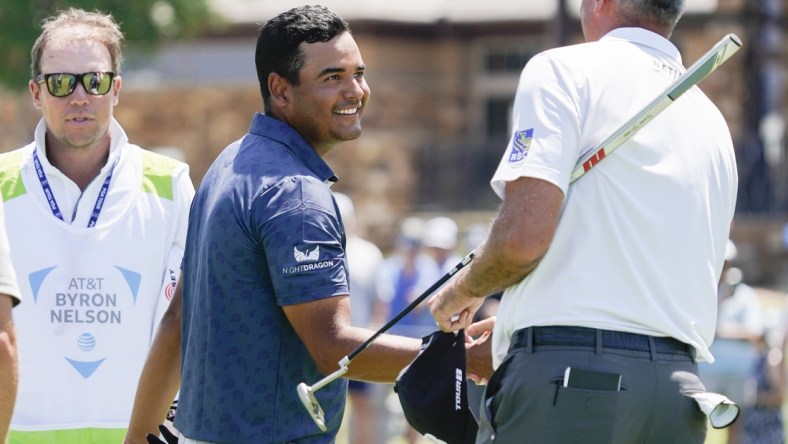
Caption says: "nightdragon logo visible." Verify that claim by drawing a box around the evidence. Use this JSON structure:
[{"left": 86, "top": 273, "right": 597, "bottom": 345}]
[
  {"left": 294, "top": 246, "right": 320, "bottom": 262},
  {"left": 508, "top": 128, "right": 534, "bottom": 166},
  {"left": 283, "top": 246, "right": 335, "bottom": 275}
]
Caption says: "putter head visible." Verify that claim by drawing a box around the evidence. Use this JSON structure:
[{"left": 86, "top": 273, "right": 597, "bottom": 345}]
[{"left": 297, "top": 382, "right": 327, "bottom": 431}]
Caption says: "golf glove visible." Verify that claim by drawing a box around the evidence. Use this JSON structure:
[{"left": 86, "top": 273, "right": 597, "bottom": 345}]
[{"left": 146, "top": 425, "right": 178, "bottom": 444}]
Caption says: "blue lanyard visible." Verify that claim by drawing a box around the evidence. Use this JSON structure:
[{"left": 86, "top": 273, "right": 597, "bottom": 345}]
[{"left": 32, "top": 149, "right": 119, "bottom": 227}]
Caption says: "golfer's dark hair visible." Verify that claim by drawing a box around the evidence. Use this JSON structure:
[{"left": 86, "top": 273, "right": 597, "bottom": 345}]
[
  {"left": 616, "top": 0, "right": 686, "bottom": 36},
  {"left": 255, "top": 5, "right": 350, "bottom": 113}
]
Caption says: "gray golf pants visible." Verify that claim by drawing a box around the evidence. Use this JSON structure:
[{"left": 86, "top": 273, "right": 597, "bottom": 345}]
[{"left": 475, "top": 326, "right": 707, "bottom": 444}]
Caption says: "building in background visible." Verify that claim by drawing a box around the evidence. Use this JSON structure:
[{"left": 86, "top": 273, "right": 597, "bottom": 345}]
[{"left": 1, "top": 0, "right": 785, "bottom": 283}]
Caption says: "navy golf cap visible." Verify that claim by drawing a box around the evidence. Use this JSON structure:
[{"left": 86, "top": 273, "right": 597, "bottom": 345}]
[{"left": 395, "top": 329, "right": 479, "bottom": 444}]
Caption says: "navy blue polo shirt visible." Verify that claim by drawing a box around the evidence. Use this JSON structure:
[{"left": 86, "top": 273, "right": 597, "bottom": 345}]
[{"left": 176, "top": 113, "right": 349, "bottom": 443}]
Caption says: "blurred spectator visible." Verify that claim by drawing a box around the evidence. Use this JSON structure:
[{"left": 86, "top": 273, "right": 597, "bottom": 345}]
[
  {"left": 334, "top": 193, "right": 385, "bottom": 329},
  {"left": 334, "top": 192, "right": 385, "bottom": 444},
  {"left": 462, "top": 222, "right": 489, "bottom": 253},
  {"left": 375, "top": 216, "right": 436, "bottom": 444},
  {"left": 376, "top": 217, "right": 436, "bottom": 339},
  {"left": 421, "top": 216, "right": 462, "bottom": 274},
  {"left": 700, "top": 240, "right": 765, "bottom": 444},
  {"left": 742, "top": 307, "right": 786, "bottom": 444}
]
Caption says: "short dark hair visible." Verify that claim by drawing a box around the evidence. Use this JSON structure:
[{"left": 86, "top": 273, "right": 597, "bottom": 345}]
[{"left": 255, "top": 5, "right": 350, "bottom": 113}]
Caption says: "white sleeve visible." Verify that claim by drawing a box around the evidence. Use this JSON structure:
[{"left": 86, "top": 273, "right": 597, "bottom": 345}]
[{"left": 490, "top": 51, "right": 583, "bottom": 200}]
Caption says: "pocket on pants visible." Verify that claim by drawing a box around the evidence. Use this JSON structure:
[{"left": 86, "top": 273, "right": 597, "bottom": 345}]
[{"left": 546, "top": 385, "right": 626, "bottom": 442}]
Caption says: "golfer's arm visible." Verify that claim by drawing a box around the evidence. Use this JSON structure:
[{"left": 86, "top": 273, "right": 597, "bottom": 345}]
[
  {"left": 124, "top": 281, "right": 183, "bottom": 444},
  {"left": 343, "top": 328, "right": 421, "bottom": 382},
  {"left": 455, "top": 177, "right": 563, "bottom": 299},
  {"left": 0, "top": 295, "right": 17, "bottom": 443},
  {"left": 284, "top": 296, "right": 421, "bottom": 383}
]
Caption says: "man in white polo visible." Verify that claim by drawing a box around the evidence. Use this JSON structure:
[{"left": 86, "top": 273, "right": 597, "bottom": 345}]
[{"left": 429, "top": 0, "right": 737, "bottom": 442}]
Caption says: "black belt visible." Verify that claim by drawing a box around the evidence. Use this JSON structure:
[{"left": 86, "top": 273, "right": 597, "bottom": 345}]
[{"left": 510, "top": 326, "right": 691, "bottom": 355}]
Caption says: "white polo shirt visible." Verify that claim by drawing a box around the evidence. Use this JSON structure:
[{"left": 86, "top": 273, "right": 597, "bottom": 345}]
[{"left": 489, "top": 28, "right": 737, "bottom": 366}]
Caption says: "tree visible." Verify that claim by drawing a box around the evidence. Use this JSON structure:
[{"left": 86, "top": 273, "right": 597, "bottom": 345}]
[{"left": 0, "top": 0, "right": 218, "bottom": 90}]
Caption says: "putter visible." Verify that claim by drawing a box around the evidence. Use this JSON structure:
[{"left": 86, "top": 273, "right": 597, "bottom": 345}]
[
  {"left": 297, "top": 32, "right": 743, "bottom": 432},
  {"left": 297, "top": 250, "right": 476, "bottom": 431}
]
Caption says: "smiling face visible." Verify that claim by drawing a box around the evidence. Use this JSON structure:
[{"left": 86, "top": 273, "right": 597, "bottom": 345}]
[
  {"left": 29, "top": 35, "right": 120, "bottom": 155},
  {"left": 273, "top": 31, "right": 370, "bottom": 156}
]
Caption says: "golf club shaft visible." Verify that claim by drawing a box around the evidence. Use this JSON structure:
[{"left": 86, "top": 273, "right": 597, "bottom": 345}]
[
  {"left": 309, "top": 357, "right": 350, "bottom": 392},
  {"left": 570, "top": 33, "right": 742, "bottom": 182},
  {"left": 346, "top": 250, "right": 475, "bottom": 361}
]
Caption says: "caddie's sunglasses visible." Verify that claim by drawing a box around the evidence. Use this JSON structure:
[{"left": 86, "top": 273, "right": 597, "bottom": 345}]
[{"left": 35, "top": 71, "right": 116, "bottom": 97}]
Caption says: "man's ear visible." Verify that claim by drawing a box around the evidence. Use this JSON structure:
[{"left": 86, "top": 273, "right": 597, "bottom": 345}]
[
  {"left": 594, "top": 0, "right": 612, "bottom": 14},
  {"left": 29, "top": 79, "right": 43, "bottom": 110},
  {"left": 112, "top": 75, "right": 122, "bottom": 106},
  {"left": 268, "top": 72, "right": 289, "bottom": 108}
]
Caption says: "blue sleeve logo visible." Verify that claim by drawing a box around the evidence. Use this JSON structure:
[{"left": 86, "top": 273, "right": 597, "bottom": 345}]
[
  {"left": 294, "top": 246, "right": 320, "bottom": 263},
  {"left": 508, "top": 128, "right": 534, "bottom": 166}
]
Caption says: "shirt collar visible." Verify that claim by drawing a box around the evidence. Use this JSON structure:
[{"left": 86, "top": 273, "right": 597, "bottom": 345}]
[
  {"left": 248, "top": 112, "right": 339, "bottom": 185},
  {"left": 33, "top": 117, "right": 127, "bottom": 173},
  {"left": 600, "top": 27, "right": 682, "bottom": 64}
]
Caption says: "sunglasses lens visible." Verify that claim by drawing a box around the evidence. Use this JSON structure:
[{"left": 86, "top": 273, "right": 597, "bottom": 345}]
[
  {"left": 46, "top": 74, "right": 77, "bottom": 97},
  {"left": 41, "top": 72, "right": 114, "bottom": 97},
  {"left": 83, "top": 72, "right": 113, "bottom": 95}
]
